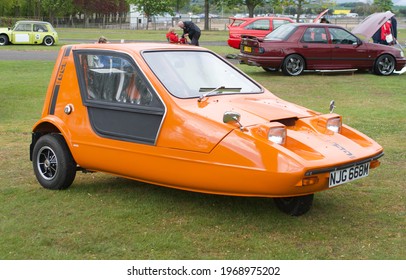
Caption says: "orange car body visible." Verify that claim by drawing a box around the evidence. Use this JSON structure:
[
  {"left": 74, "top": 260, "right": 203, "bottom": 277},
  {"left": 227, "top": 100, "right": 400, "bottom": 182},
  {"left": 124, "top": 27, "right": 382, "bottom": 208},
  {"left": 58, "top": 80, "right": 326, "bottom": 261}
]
[{"left": 30, "top": 43, "right": 383, "bottom": 215}]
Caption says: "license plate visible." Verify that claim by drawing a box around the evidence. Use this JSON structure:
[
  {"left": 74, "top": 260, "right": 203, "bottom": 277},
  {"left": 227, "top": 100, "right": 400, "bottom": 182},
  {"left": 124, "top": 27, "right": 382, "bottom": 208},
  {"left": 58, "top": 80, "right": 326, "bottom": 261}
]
[
  {"left": 243, "top": 46, "right": 252, "bottom": 52},
  {"left": 329, "top": 162, "right": 370, "bottom": 188}
]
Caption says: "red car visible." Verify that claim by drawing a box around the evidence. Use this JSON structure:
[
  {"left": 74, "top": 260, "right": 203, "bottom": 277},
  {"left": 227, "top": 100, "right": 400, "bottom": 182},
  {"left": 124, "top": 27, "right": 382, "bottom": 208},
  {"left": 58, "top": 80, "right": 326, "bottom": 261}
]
[
  {"left": 227, "top": 16, "right": 294, "bottom": 49},
  {"left": 239, "top": 13, "right": 406, "bottom": 76}
]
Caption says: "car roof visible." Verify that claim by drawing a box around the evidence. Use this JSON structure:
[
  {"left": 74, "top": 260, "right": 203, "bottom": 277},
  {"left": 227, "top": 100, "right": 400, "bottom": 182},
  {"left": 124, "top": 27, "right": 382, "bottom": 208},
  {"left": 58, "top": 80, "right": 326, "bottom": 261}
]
[
  {"left": 288, "top": 22, "right": 341, "bottom": 28},
  {"left": 16, "top": 20, "right": 52, "bottom": 25},
  {"left": 229, "top": 16, "right": 293, "bottom": 21},
  {"left": 69, "top": 42, "right": 207, "bottom": 53}
]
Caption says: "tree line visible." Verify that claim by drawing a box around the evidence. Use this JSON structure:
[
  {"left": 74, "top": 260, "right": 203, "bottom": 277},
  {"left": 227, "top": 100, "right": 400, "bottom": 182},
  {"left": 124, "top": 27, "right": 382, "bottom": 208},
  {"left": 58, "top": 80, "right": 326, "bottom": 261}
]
[{"left": 0, "top": 0, "right": 403, "bottom": 30}]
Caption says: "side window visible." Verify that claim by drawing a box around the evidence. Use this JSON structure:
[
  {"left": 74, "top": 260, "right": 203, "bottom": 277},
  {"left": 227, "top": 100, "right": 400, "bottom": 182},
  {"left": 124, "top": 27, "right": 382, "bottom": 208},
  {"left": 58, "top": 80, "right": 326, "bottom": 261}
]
[
  {"left": 75, "top": 51, "right": 165, "bottom": 144},
  {"left": 245, "top": 19, "right": 270, "bottom": 30},
  {"left": 15, "top": 24, "right": 31, "bottom": 31},
  {"left": 329, "top": 28, "right": 358, "bottom": 45},
  {"left": 302, "top": 27, "right": 327, "bottom": 43},
  {"left": 302, "top": 28, "right": 314, "bottom": 42},
  {"left": 272, "top": 19, "right": 291, "bottom": 30},
  {"left": 34, "top": 24, "right": 48, "bottom": 32},
  {"left": 77, "top": 52, "right": 155, "bottom": 107}
]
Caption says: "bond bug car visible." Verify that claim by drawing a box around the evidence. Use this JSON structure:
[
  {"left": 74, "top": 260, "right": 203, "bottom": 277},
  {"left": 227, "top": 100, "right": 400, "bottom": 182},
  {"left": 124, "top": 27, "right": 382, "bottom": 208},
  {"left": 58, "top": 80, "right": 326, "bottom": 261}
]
[{"left": 30, "top": 43, "right": 383, "bottom": 216}]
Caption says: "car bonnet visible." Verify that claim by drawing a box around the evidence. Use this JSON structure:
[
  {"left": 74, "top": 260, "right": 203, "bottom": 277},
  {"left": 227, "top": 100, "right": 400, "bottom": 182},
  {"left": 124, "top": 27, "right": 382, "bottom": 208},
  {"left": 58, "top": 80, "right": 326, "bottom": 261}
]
[
  {"left": 184, "top": 94, "right": 315, "bottom": 127},
  {"left": 351, "top": 11, "right": 394, "bottom": 40}
]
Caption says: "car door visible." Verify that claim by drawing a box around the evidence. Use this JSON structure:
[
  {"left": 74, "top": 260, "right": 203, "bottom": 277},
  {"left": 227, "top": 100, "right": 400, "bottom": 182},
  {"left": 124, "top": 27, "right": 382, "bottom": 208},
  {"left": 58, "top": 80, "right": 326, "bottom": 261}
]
[
  {"left": 12, "top": 22, "right": 33, "bottom": 44},
  {"left": 299, "top": 27, "right": 332, "bottom": 69},
  {"left": 74, "top": 50, "right": 165, "bottom": 145},
  {"left": 328, "top": 27, "right": 371, "bottom": 69}
]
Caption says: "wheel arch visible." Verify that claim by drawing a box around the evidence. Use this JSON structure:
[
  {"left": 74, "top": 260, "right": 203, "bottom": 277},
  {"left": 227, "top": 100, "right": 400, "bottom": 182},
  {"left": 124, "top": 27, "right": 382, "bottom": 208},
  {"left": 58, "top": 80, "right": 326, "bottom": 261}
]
[
  {"left": 375, "top": 52, "right": 396, "bottom": 64},
  {"left": 283, "top": 52, "right": 307, "bottom": 67},
  {"left": 30, "top": 121, "right": 63, "bottom": 161}
]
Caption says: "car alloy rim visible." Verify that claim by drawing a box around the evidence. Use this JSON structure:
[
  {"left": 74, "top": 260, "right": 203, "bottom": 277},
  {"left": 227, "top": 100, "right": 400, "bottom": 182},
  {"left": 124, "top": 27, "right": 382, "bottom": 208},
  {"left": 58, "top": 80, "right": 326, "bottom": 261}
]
[
  {"left": 378, "top": 57, "right": 394, "bottom": 74},
  {"left": 37, "top": 146, "right": 58, "bottom": 180},
  {"left": 287, "top": 57, "right": 302, "bottom": 74}
]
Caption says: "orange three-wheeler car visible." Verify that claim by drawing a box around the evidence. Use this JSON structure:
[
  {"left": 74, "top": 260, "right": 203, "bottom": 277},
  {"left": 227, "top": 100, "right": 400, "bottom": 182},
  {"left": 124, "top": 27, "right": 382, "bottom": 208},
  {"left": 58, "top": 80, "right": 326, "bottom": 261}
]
[{"left": 30, "top": 43, "right": 383, "bottom": 216}]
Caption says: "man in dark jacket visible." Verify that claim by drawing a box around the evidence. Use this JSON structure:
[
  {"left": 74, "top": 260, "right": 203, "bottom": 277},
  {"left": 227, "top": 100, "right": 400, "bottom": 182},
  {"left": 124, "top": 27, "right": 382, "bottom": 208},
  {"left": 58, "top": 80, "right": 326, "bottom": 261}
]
[{"left": 177, "top": 21, "right": 201, "bottom": 46}]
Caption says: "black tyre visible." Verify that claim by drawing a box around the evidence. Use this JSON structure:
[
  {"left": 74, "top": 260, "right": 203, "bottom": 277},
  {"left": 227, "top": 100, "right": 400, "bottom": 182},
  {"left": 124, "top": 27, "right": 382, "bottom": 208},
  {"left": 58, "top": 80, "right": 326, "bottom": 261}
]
[
  {"left": 262, "top": 67, "right": 279, "bottom": 72},
  {"left": 274, "top": 194, "right": 314, "bottom": 216},
  {"left": 0, "top": 34, "right": 9, "bottom": 46},
  {"left": 282, "top": 54, "right": 305, "bottom": 76},
  {"left": 32, "top": 134, "right": 76, "bottom": 190},
  {"left": 43, "top": 36, "right": 55, "bottom": 46},
  {"left": 374, "top": 54, "right": 395, "bottom": 76}
]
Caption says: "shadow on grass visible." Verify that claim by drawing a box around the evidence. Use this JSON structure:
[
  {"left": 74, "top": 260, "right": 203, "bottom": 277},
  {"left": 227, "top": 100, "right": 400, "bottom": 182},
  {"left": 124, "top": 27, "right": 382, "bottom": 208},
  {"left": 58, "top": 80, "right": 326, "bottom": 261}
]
[{"left": 61, "top": 172, "right": 355, "bottom": 222}]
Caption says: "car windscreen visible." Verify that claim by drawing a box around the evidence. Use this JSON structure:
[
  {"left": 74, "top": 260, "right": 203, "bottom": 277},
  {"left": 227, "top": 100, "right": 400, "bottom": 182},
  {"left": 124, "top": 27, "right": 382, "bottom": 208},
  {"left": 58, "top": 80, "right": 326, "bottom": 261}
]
[
  {"left": 264, "top": 24, "right": 298, "bottom": 41},
  {"left": 142, "top": 50, "right": 262, "bottom": 99}
]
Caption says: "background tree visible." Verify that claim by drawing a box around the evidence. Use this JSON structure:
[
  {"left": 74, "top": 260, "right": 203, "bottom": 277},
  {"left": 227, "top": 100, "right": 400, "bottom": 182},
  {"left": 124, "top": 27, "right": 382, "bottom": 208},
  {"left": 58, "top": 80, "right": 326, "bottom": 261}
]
[
  {"left": 126, "top": 0, "right": 173, "bottom": 29},
  {"left": 225, "top": 0, "right": 266, "bottom": 17},
  {"left": 373, "top": 0, "right": 393, "bottom": 12},
  {"left": 171, "top": 0, "right": 189, "bottom": 14},
  {"left": 41, "top": 0, "right": 74, "bottom": 22}
]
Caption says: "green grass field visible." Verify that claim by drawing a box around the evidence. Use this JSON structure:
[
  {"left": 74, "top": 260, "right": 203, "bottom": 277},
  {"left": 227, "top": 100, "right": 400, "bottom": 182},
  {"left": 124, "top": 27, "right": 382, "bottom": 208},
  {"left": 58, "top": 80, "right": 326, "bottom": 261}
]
[{"left": 0, "top": 29, "right": 405, "bottom": 260}]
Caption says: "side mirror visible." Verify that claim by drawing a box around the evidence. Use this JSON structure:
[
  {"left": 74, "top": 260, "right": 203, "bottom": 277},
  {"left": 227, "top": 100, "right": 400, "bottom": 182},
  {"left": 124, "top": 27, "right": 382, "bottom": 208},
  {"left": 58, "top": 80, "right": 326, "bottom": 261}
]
[
  {"left": 223, "top": 111, "right": 243, "bottom": 130},
  {"left": 329, "top": 100, "right": 336, "bottom": 113},
  {"left": 223, "top": 111, "right": 241, "bottom": 124}
]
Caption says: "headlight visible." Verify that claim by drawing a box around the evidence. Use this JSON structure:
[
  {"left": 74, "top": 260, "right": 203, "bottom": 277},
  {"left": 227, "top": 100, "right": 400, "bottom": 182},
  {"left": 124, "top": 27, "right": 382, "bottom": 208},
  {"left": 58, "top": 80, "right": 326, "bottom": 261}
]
[
  {"left": 268, "top": 126, "right": 287, "bottom": 145},
  {"left": 326, "top": 117, "right": 342, "bottom": 133},
  {"left": 400, "top": 51, "right": 404, "bottom": 58}
]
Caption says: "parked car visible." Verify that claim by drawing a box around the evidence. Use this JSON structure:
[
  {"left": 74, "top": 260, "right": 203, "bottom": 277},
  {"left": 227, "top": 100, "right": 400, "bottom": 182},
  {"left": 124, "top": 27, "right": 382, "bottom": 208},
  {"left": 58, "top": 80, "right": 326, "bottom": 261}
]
[
  {"left": 227, "top": 16, "right": 294, "bottom": 49},
  {"left": 239, "top": 12, "right": 406, "bottom": 76},
  {"left": 0, "top": 20, "right": 58, "bottom": 46},
  {"left": 30, "top": 43, "right": 383, "bottom": 216}
]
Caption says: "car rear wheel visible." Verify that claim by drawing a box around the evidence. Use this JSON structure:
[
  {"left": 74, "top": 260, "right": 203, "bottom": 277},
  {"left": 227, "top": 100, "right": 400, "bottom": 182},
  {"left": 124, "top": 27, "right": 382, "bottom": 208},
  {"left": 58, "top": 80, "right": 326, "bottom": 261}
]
[
  {"left": 282, "top": 54, "right": 305, "bottom": 76},
  {"left": 374, "top": 54, "right": 395, "bottom": 76},
  {"left": 33, "top": 134, "right": 76, "bottom": 190},
  {"left": 43, "top": 36, "right": 55, "bottom": 46},
  {"left": 0, "top": 34, "right": 9, "bottom": 46},
  {"left": 273, "top": 194, "right": 314, "bottom": 216}
]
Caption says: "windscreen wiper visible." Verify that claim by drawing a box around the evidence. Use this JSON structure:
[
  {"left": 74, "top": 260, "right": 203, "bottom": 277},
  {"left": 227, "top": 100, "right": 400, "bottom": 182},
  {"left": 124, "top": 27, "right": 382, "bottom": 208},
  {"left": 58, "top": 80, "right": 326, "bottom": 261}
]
[{"left": 198, "top": 86, "right": 241, "bottom": 102}]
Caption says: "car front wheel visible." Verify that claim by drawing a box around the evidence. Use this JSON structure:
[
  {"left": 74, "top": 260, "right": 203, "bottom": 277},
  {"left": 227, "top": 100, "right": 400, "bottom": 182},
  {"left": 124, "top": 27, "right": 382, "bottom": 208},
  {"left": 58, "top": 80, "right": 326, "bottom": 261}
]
[
  {"left": 273, "top": 194, "right": 314, "bottom": 216},
  {"left": 43, "top": 36, "right": 55, "bottom": 46},
  {"left": 282, "top": 54, "right": 305, "bottom": 76},
  {"left": 374, "top": 54, "right": 395, "bottom": 76},
  {"left": 0, "top": 34, "right": 9, "bottom": 46},
  {"left": 33, "top": 134, "right": 76, "bottom": 190}
]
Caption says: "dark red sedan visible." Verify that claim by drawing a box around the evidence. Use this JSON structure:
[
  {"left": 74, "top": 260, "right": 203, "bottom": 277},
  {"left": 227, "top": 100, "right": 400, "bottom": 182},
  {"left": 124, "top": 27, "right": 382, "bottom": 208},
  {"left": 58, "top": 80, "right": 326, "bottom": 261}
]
[{"left": 239, "top": 22, "right": 406, "bottom": 76}]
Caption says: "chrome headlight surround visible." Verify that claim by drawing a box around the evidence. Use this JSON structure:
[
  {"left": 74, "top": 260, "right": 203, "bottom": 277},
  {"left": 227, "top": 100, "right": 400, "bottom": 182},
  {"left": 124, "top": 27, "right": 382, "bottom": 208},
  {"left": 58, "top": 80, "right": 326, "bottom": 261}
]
[
  {"left": 326, "top": 116, "right": 342, "bottom": 133},
  {"left": 268, "top": 126, "right": 287, "bottom": 145}
]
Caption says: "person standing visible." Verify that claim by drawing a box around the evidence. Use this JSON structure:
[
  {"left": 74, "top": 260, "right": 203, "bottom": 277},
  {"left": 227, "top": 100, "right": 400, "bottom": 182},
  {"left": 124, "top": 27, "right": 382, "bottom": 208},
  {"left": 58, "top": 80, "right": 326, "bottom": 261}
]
[
  {"left": 177, "top": 20, "right": 201, "bottom": 46},
  {"left": 380, "top": 20, "right": 393, "bottom": 45}
]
